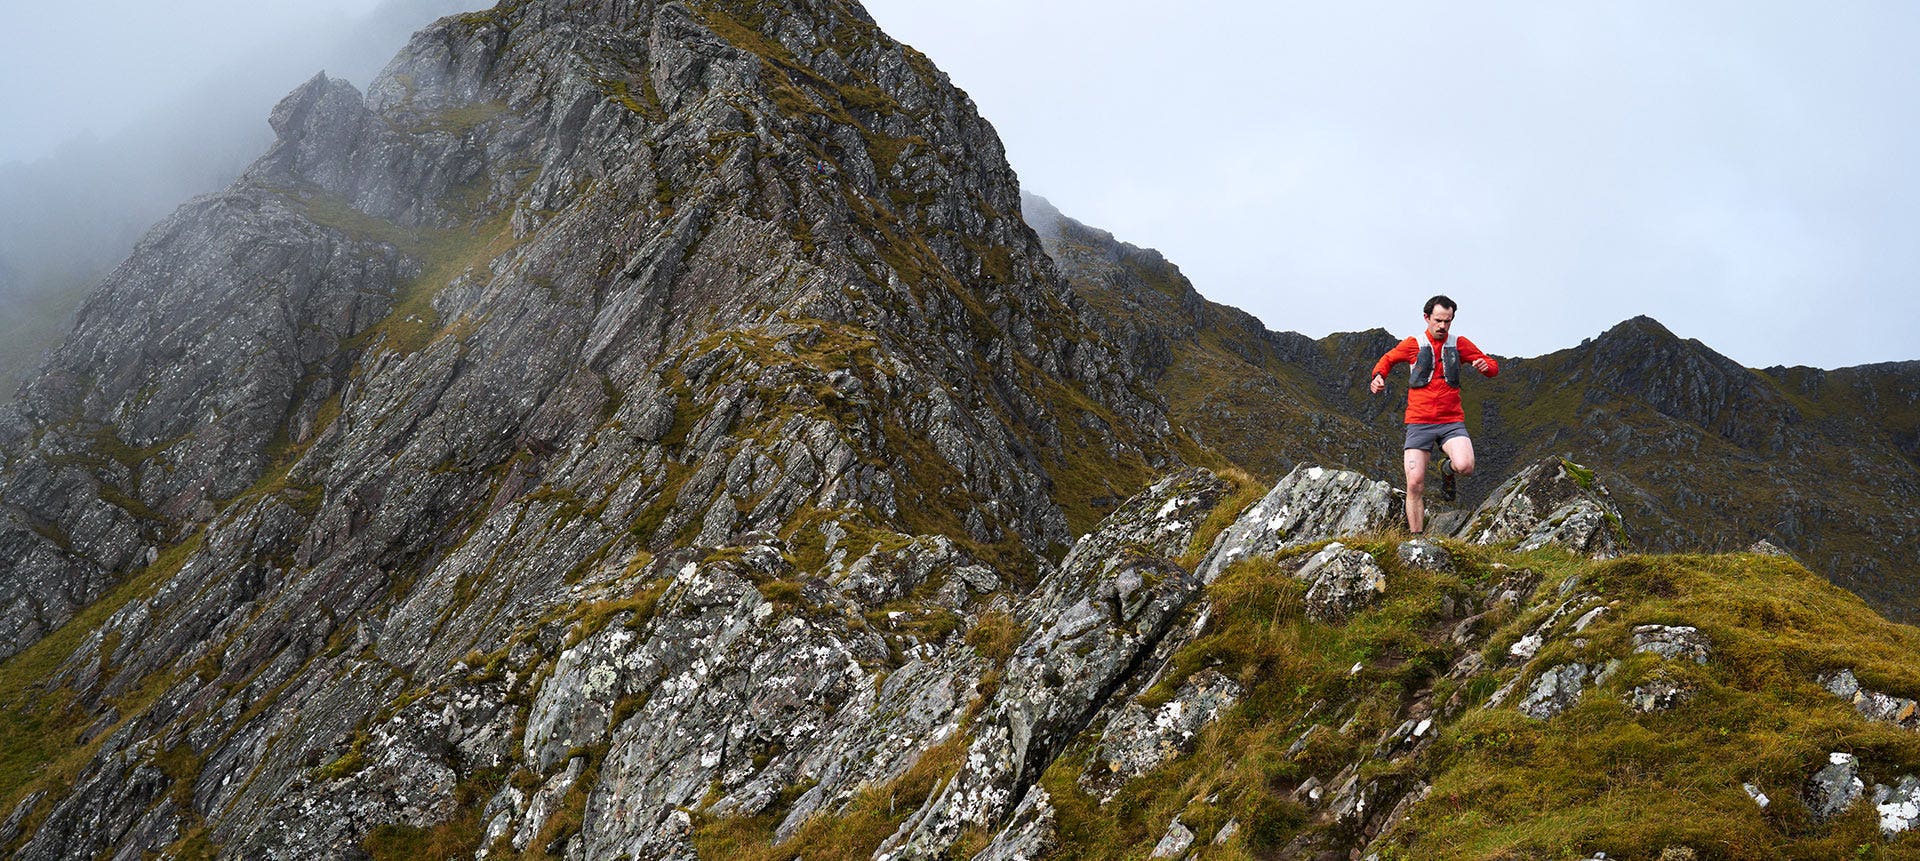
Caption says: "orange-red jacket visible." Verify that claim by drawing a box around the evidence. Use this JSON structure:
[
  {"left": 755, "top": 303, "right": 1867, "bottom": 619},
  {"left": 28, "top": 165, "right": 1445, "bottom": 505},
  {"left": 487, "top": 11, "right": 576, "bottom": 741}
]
[{"left": 1372, "top": 334, "right": 1499, "bottom": 425}]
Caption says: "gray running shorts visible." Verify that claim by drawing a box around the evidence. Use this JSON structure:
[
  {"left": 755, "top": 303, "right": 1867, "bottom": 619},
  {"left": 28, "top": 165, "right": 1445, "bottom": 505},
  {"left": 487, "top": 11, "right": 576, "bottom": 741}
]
[{"left": 1404, "top": 421, "right": 1469, "bottom": 451}]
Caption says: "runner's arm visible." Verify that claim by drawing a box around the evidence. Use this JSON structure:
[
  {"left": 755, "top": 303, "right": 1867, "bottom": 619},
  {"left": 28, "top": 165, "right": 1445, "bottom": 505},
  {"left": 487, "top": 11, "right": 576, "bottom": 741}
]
[{"left": 1458, "top": 337, "right": 1499, "bottom": 377}]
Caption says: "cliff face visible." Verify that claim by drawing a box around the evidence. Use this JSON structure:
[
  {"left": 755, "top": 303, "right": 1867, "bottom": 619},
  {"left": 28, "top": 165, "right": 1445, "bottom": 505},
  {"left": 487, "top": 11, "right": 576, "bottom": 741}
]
[{"left": 0, "top": 0, "right": 1174, "bottom": 855}]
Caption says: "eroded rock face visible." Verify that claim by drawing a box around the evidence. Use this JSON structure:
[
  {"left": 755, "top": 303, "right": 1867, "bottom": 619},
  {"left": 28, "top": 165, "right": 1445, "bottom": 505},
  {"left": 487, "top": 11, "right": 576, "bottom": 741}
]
[
  {"left": 1196, "top": 465, "right": 1394, "bottom": 583},
  {"left": 0, "top": 0, "right": 1187, "bottom": 857},
  {"left": 1459, "top": 457, "right": 1627, "bottom": 558},
  {"left": 1079, "top": 669, "right": 1243, "bottom": 802},
  {"left": 880, "top": 470, "right": 1226, "bottom": 859}
]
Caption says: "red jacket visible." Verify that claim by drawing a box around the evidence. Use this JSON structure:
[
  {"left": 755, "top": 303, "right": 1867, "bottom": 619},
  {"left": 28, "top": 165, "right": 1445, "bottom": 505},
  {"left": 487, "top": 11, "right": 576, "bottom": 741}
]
[{"left": 1372, "top": 334, "right": 1499, "bottom": 425}]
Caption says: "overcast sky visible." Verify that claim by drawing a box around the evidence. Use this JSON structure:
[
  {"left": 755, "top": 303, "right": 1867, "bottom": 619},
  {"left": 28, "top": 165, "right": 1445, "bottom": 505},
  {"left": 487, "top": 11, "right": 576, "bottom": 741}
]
[{"left": 5, "top": 1, "right": 1918, "bottom": 369}]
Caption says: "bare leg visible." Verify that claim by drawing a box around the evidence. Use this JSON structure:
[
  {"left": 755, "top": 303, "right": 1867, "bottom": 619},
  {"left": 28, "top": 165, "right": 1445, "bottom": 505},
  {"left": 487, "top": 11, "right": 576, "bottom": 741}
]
[
  {"left": 1403, "top": 447, "right": 1430, "bottom": 533},
  {"left": 1440, "top": 435, "right": 1476, "bottom": 477}
]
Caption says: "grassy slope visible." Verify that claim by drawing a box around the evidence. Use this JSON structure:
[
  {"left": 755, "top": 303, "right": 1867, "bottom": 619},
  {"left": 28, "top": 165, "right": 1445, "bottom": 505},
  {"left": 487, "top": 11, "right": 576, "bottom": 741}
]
[{"left": 1036, "top": 534, "right": 1920, "bottom": 860}]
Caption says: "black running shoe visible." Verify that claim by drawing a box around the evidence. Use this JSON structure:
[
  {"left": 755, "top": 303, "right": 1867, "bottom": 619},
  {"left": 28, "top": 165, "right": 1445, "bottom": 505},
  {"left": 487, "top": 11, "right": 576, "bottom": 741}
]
[{"left": 1440, "top": 461, "right": 1457, "bottom": 502}]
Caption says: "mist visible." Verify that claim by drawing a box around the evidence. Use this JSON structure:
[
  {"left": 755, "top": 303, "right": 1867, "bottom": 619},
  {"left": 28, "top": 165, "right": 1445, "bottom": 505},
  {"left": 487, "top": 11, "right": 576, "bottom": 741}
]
[{"left": 0, "top": 0, "right": 472, "bottom": 390}]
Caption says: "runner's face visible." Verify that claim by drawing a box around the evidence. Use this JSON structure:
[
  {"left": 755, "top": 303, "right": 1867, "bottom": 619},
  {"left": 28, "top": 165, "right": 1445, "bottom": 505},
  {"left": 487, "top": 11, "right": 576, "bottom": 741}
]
[{"left": 1426, "top": 307, "right": 1454, "bottom": 340}]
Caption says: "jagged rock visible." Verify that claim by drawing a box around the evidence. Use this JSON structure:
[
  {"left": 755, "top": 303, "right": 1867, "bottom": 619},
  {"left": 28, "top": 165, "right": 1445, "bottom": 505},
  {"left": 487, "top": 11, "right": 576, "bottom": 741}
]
[
  {"left": 1806, "top": 752, "right": 1865, "bottom": 822},
  {"left": 971, "top": 786, "right": 1056, "bottom": 861},
  {"left": 1876, "top": 776, "right": 1920, "bottom": 835},
  {"left": 1396, "top": 538, "right": 1453, "bottom": 572},
  {"left": 1819, "top": 669, "right": 1920, "bottom": 730},
  {"left": 1459, "top": 457, "right": 1626, "bottom": 558},
  {"left": 1196, "top": 465, "right": 1395, "bottom": 583},
  {"left": 1212, "top": 818, "right": 1240, "bottom": 845},
  {"left": 882, "top": 471, "right": 1226, "bottom": 859},
  {"left": 1080, "top": 669, "right": 1243, "bottom": 802},
  {"left": 1506, "top": 593, "right": 1602, "bottom": 663},
  {"left": 1631, "top": 625, "right": 1711, "bottom": 664},
  {"left": 1744, "top": 782, "right": 1770, "bottom": 808},
  {"left": 1149, "top": 817, "right": 1195, "bottom": 858},
  {"left": 1297, "top": 542, "right": 1389, "bottom": 623},
  {"left": 1748, "top": 539, "right": 1794, "bottom": 558},
  {"left": 1519, "top": 663, "right": 1593, "bottom": 720}
]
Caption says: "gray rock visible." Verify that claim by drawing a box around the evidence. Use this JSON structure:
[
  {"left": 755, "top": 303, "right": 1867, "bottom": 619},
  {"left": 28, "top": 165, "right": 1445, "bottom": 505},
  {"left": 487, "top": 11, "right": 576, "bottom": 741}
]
[
  {"left": 1080, "top": 669, "right": 1243, "bottom": 802},
  {"left": 1627, "top": 678, "right": 1693, "bottom": 713},
  {"left": 969, "top": 786, "right": 1056, "bottom": 861},
  {"left": 1631, "top": 625, "right": 1711, "bottom": 664},
  {"left": 1875, "top": 776, "right": 1920, "bottom": 836},
  {"left": 1149, "top": 817, "right": 1195, "bottom": 858},
  {"left": 1196, "top": 465, "right": 1395, "bottom": 583},
  {"left": 1459, "top": 457, "right": 1627, "bottom": 558},
  {"left": 1820, "top": 669, "right": 1920, "bottom": 730},
  {"left": 1806, "top": 752, "right": 1865, "bottom": 822},
  {"left": 882, "top": 471, "right": 1226, "bottom": 859},
  {"left": 1395, "top": 538, "right": 1453, "bottom": 572},
  {"left": 1519, "top": 663, "right": 1592, "bottom": 720},
  {"left": 1298, "top": 543, "right": 1390, "bottom": 623}
]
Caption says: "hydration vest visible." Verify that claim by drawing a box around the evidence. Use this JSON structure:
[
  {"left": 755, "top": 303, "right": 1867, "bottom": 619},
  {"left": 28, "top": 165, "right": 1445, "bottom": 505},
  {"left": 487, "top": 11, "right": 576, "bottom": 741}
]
[{"left": 1409, "top": 333, "right": 1460, "bottom": 388}]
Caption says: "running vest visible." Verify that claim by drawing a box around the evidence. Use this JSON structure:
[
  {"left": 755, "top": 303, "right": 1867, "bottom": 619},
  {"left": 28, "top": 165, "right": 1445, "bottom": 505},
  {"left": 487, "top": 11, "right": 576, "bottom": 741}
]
[{"left": 1409, "top": 333, "right": 1460, "bottom": 388}]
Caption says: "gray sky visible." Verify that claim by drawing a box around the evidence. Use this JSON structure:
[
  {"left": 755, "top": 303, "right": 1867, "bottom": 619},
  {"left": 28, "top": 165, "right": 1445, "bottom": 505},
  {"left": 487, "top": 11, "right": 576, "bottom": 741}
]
[
  {"left": 4, "top": 2, "right": 1917, "bottom": 369},
  {"left": 0, "top": 0, "right": 388, "bottom": 162},
  {"left": 861, "top": 1, "right": 1920, "bottom": 369}
]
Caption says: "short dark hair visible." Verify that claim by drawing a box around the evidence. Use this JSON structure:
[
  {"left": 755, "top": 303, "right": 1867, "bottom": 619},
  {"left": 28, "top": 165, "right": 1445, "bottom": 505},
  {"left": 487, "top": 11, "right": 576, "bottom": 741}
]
[{"left": 1423, "top": 295, "right": 1457, "bottom": 316}]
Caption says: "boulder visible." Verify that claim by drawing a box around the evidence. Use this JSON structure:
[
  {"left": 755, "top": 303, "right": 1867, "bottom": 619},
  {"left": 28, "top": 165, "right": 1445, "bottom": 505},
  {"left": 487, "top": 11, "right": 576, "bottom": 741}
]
[
  {"left": 1519, "top": 663, "right": 1592, "bottom": 720},
  {"left": 1297, "top": 543, "right": 1390, "bottom": 623},
  {"left": 1196, "top": 465, "right": 1395, "bottom": 583},
  {"left": 1080, "top": 670, "right": 1243, "bottom": 802},
  {"left": 1149, "top": 818, "right": 1195, "bottom": 858},
  {"left": 1458, "top": 457, "right": 1627, "bottom": 558},
  {"left": 1806, "top": 752, "right": 1865, "bottom": 822},
  {"left": 1396, "top": 538, "right": 1454, "bottom": 572},
  {"left": 1819, "top": 669, "right": 1920, "bottom": 730},
  {"left": 1876, "top": 776, "right": 1920, "bottom": 836}
]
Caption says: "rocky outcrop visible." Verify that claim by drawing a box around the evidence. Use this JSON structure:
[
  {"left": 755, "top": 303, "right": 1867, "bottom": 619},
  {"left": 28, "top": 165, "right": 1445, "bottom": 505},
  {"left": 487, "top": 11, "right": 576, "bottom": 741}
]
[
  {"left": 1196, "top": 465, "right": 1394, "bottom": 583},
  {"left": 1458, "top": 457, "right": 1627, "bottom": 558},
  {"left": 880, "top": 470, "right": 1225, "bottom": 859},
  {"left": 1078, "top": 669, "right": 1242, "bottom": 803},
  {"left": 1820, "top": 669, "right": 1920, "bottom": 730},
  {"left": 0, "top": 0, "right": 1186, "bottom": 857},
  {"left": 1296, "top": 542, "right": 1389, "bottom": 623}
]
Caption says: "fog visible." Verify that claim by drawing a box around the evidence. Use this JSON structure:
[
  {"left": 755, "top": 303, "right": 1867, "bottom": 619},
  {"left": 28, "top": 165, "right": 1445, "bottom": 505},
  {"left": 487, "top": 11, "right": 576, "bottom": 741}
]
[{"left": 0, "top": 0, "right": 470, "bottom": 389}]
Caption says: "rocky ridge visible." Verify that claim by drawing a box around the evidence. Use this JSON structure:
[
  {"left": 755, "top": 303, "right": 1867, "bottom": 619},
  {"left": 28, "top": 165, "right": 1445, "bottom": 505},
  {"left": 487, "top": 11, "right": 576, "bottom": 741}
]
[{"left": 1, "top": 0, "right": 1919, "bottom": 859}]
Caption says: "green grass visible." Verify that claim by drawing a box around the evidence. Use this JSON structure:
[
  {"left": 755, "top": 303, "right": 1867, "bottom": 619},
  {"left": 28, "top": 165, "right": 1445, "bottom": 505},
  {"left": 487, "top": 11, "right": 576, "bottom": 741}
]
[
  {"left": 1016, "top": 514, "right": 1920, "bottom": 860},
  {"left": 0, "top": 529, "right": 205, "bottom": 823},
  {"left": 689, "top": 729, "right": 971, "bottom": 861}
]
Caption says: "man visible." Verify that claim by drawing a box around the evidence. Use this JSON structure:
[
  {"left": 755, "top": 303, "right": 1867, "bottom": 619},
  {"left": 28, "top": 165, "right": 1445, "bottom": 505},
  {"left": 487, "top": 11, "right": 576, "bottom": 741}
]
[{"left": 1368, "top": 295, "right": 1499, "bottom": 535}]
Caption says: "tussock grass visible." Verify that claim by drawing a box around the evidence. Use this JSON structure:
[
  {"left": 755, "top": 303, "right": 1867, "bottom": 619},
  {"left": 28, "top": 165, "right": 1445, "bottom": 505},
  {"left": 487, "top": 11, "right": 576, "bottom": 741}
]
[{"left": 1024, "top": 504, "right": 1920, "bottom": 861}]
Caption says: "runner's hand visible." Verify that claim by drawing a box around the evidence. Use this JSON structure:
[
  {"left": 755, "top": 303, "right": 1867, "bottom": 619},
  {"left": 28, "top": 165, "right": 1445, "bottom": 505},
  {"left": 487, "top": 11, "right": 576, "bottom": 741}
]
[
  {"left": 1369, "top": 374, "right": 1385, "bottom": 394},
  {"left": 1472, "top": 358, "right": 1491, "bottom": 373}
]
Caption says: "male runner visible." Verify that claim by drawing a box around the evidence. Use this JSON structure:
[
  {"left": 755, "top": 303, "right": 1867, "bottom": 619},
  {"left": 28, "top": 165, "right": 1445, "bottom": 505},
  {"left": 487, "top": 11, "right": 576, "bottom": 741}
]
[{"left": 1368, "top": 295, "right": 1499, "bottom": 535}]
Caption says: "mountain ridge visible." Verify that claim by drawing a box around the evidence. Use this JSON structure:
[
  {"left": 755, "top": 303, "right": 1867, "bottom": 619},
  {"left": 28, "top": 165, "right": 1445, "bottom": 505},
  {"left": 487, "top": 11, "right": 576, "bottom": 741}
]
[{"left": 0, "top": 1, "right": 1917, "bottom": 858}]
